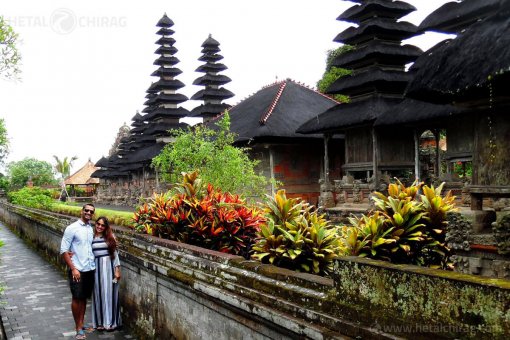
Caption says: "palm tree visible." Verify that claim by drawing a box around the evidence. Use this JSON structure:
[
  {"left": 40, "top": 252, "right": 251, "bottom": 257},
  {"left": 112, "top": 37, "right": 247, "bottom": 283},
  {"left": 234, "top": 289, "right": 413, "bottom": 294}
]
[{"left": 53, "top": 155, "right": 78, "bottom": 201}]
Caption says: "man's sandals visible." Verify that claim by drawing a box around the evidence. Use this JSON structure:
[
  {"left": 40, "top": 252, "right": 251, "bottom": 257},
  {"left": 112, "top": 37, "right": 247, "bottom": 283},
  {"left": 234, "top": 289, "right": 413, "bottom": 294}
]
[
  {"left": 76, "top": 325, "right": 94, "bottom": 339},
  {"left": 75, "top": 329, "right": 87, "bottom": 339}
]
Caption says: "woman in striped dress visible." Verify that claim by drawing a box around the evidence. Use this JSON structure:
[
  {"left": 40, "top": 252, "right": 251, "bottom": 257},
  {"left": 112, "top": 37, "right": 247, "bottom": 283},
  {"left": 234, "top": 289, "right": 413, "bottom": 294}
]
[{"left": 91, "top": 216, "right": 121, "bottom": 331}]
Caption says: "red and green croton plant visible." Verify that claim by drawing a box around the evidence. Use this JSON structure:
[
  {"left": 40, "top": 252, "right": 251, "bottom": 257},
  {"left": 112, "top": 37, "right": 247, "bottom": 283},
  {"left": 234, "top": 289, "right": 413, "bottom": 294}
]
[{"left": 132, "top": 171, "right": 265, "bottom": 259}]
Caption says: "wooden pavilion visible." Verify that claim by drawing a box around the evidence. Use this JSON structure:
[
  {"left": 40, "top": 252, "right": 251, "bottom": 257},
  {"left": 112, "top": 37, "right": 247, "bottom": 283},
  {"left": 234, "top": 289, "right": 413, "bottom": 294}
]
[
  {"left": 209, "top": 78, "right": 341, "bottom": 205},
  {"left": 64, "top": 159, "right": 100, "bottom": 198}
]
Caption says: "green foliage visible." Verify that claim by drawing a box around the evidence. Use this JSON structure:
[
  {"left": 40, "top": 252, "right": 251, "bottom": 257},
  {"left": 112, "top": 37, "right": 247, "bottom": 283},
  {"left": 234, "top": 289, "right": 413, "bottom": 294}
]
[
  {"left": 324, "top": 45, "right": 354, "bottom": 71},
  {"left": 6, "top": 158, "right": 57, "bottom": 189},
  {"left": 132, "top": 171, "right": 265, "bottom": 258},
  {"left": 453, "top": 161, "right": 472, "bottom": 178},
  {"left": 340, "top": 180, "right": 457, "bottom": 269},
  {"left": 0, "top": 174, "right": 9, "bottom": 192},
  {"left": 317, "top": 45, "right": 353, "bottom": 103},
  {"left": 252, "top": 189, "right": 342, "bottom": 276},
  {"left": 153, "top": 113, "right": 268, "bottom": 198},
  {"left": 53, "top": 155, "right": 78, "bottom": 179},
  {"left": 7, "top": 186, "right": 55, "bottom": 209},
  {"left": 317, "top": 67, "right": 352, "bottom": 102},
  {"left": 0, "top": 16, "right": 21, "bottom": 80},
  {"left": 0, "top": 118, "right": 8, "bottom": 165}
]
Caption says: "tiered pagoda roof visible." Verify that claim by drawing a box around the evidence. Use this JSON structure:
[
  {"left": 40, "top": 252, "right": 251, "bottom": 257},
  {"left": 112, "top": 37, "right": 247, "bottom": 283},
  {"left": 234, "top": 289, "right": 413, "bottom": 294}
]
[
  {"left": 190, "top": 34, "right": 234, "bottom": 122},
  {"left": 418, "top": 0, "right": 500, "bottom": 34},
  {"left": 94, "top": 14, "right": 189, "bottom": 178},
  {"left": 299, "top": 0, "right": 421, "bottom": 133}
]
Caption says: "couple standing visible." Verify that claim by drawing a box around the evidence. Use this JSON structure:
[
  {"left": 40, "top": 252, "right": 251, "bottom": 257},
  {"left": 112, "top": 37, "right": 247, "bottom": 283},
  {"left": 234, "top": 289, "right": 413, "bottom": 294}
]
[{"left": 60, "top": 203, "right": 122, "bottom": 339}]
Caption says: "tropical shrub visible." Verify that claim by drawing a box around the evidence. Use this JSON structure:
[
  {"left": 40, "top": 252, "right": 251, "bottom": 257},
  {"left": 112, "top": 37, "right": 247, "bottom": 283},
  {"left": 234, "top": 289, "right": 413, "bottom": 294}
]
[
  {"left": 152, "top": 113, "right": 269, "bottom": 199},
  {"left": 132, "top": 172, "right": 265, "bottom": 258},
  {"left": 7, "top": 186, "right": 55, "bottom": 209},
  {"left": 252, "top": 190, "right": 342, "bottom": 276},
  {"left": 6, "top": 158, "right": 57, "bottom": 189},
  {"left": 340, "top": 180, "right": 456, "bottom": 269}
]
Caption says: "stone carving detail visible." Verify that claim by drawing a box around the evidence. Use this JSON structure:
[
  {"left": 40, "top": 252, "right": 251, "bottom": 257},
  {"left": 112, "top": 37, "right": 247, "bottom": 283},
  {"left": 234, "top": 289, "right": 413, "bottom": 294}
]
[
  {"left": 450, "top": 255, "right": 470, "bottom": 274},
  {"left": 491, "top": 260, "right": 510, "bottom": 279},
  {"left": 492, "top": 213, "right": 510, "bottom": 255},
  {"left": 446, "top": 212, "right": 472, "bottom": 251},
  {"left": 352, "top": 181, "right": 362, "bottom": 203},
  {"left": 493, "top": 198, "right": 510, "bottom": 211}
]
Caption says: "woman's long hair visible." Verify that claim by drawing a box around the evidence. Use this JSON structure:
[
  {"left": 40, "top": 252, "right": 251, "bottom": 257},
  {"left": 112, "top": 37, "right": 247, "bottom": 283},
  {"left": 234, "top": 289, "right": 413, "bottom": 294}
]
[{"left": 95, "top": 216, "right": 117, "bottom": 259}]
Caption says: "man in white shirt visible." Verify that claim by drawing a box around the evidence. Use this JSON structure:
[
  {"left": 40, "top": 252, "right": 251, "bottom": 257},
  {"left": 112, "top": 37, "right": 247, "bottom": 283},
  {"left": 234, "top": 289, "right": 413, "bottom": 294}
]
[{"left": 60, "top": 203, "right": 96, "bottom": 339}]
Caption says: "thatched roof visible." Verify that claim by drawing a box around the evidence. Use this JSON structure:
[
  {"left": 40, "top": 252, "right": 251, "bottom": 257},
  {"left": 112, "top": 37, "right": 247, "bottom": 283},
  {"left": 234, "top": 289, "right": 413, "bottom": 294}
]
[
  {"left": 406, "top": 8, "right": 510, "bottom": 105},
  {"left": 333, "top": 41, "right": 422, "bottom": 69},
  {"left": 142, "top": 121, "right": 188, "bottom": 136},
  {"left": 190, "top": 88, "right": 234, "bottom": 101},
  {"left": 338, "top": 0, "right": 416, "bottom": 23},
  {"left": 192, "top": 74, "right": 231, "bottom": 86},
  {"left": 157, "top": 14, "right": 174, "bottom": 28},
  {"left": 190, "top": 103, "right": 231, "bottom": 117},
  {"left": 151, "top": 66, "right": 182, "bottom": 78},
  {"left": 125, "top": 143, "right": 165, "bottom": 164},
  {"left": 327, "top": 67, "right": 412, "bottom": 95},
  {"left": 418, "top": 0, "right": 500, "bottom": 34},
  {"left": 334, "top": 18, "right": 417, "bottom": 44},
  {"left": 142, "top": 106, "right": 189, "bottom": 119},
  {"left": 374, "top": 98, "right": 466, "bottom": 127},
  {"left": 65, "top": 160, "right": 100, "bottom": 185},
  {"left": 297, "top": 96, "right": 401, "bottom": 134},
  {"left": 209, "top": 79, "right": 339, "bottom": 142}
]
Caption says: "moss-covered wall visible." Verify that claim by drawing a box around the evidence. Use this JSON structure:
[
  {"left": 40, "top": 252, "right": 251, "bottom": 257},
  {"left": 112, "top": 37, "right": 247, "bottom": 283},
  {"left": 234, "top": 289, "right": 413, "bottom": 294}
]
[
  {"left": 332, "top": 257, "right": 510, "bottom": 339},
  {"left": 1, "top": 202, "right": 509, "bottom": 339}
]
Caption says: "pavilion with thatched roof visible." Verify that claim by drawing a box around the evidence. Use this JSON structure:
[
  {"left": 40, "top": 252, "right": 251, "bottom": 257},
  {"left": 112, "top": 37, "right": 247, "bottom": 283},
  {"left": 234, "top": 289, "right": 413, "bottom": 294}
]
[
  {"left": 208, "top": 78, "right": 340, "bottom": 205},
  {"left": 64, "top": 159, "right": 100, "bottom": 199}
]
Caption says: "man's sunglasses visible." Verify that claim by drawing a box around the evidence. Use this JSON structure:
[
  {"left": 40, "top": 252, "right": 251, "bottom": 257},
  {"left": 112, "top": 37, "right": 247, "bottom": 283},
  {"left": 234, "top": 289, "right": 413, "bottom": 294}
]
[{"left": 83, "top": 208, "right": 95, "bottom": 214}]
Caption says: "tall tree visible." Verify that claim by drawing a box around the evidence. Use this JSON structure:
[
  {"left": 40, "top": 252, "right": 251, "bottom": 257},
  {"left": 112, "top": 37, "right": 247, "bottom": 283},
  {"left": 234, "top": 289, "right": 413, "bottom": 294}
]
[
  {"left": 53, "top": 155, "right": 78, "bottom": 200},
  {"left": 7, "top": 158, "right": 57, "bottom": 189},
  {"left": 53, "top": 155, "right": 78, "bottom": 179},
  {"left": 0, "top": 15, "right": 21, "bottom": 80}
]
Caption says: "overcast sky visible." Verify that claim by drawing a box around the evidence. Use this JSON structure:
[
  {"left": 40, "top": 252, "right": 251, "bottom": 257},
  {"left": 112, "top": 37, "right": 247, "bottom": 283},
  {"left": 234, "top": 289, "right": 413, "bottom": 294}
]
[{"left": 0, "top": 0, "right": 452, "bottom": 173}]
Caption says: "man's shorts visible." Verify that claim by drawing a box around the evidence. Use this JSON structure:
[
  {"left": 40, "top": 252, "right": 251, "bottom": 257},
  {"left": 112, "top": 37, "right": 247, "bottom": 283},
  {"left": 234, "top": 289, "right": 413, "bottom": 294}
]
[{"left": 68, "top": 269, "right": 95, "bottom": 299}]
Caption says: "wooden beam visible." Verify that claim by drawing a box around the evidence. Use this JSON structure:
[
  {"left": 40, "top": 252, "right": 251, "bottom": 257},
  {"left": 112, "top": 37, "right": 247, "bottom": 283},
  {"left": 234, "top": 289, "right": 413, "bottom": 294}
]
[
  {"left": 372, "top": 128, "right": 379, "bottom": 187},
  {"left": 414, "top": 130, "right": 420, "bottom": 181},
  {"left": 324, "top": 134, "right": 331, "bottom": 185}
]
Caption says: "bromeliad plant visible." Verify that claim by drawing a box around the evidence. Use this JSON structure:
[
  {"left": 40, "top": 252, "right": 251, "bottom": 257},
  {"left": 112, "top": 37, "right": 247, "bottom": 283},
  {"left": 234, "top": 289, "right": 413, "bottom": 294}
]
[
  {"left": 252, "top": 190, "right": 342, "bottom": 276},
  {"left": 132, "top": 171, "right": 265, "bottom": 259},
  {"left": 340, "top": 179, "right": 456, "bottom": 269}
]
